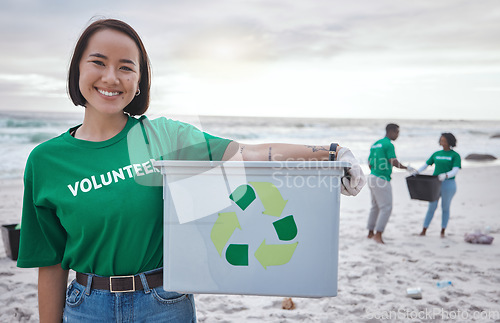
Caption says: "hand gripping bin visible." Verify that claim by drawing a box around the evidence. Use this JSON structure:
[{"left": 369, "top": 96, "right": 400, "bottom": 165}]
[{"left": 153, "top": 160, "right": 350, "bottom": 297}]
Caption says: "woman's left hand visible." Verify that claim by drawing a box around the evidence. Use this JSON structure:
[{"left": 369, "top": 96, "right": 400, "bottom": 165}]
[{"left": 337, "top": 147, "right": 366, "bottom": 196}]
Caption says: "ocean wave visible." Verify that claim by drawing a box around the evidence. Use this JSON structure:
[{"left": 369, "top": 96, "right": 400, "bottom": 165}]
[
  {"left": 2, "top": 118, "right": 54, "bottom": 129},
  {"left": 1, "top": 113, "right": 499, "bottom": 179},
  {"left": 0, "top": 132, "right": 58, "bottom": 144}
]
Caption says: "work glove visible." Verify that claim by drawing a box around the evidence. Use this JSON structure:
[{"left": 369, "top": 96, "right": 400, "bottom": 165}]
[
  {"left": 337, "top": 147, "right": 366, "bottom": 196},
  {"left": 415, "top": 164, "right": 429, "bottom": 176},
  {"left": 438, "top": 173, "right": 447, "bottom": 181},
  {"left": 406, "top": 166, "right": 417, "bottom": 175}
]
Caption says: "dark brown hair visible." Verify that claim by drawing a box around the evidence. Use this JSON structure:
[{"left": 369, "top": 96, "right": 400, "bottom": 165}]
[
  {"left": 68, "top": 19, "right": 151, "bottom": 115},
  {"left": 385, "top": 123, "right": 399, "bottom": 133},
  {"left": 441, "top": 132, "right": 457, "bottom": 147}
]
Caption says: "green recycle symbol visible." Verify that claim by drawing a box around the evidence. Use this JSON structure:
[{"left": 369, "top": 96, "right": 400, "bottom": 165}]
[{"left": 210, "top": 182, "right": 298, "bottom": 269}]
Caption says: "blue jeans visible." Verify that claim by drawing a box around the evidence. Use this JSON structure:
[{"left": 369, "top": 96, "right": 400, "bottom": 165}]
[
  {"left": 423, "top": 179, "right": 457, "bottom": 229},
  {"left": 63, "top": 269, "right": 196, "bottom": 322}
]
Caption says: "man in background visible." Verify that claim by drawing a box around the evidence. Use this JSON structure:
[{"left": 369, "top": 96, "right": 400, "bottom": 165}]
[{"left": 367, "top": 123, "right": 414, "bottom": 244}]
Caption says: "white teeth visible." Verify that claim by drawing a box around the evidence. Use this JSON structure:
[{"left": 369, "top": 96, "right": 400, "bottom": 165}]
[{"left": 97, "top": 89, "right": 120, "bottom": 97}]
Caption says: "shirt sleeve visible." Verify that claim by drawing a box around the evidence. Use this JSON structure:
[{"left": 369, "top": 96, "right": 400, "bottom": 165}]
[
  {"left": 426, "top": 152, "right": 436, "bottom": 166},
  {"left": 132, "top": 116, "right": 232, "bottom": 162},
  {"left": 173, "top": 121, "right": 232, "bottom": 161},
  {"left": 452, "top": 151, "right": 462, "bottom": 168},
  {"left": 385, "top": 142, "right": 397, "bottom": 160},
  {"left": 17, "top": 176, "right": 67, "bottom": 268}
]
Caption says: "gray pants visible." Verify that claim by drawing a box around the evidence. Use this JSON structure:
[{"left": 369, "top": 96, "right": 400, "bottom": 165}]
[{"left": 367, "top": 174, "right": 393, "bottom": 232}]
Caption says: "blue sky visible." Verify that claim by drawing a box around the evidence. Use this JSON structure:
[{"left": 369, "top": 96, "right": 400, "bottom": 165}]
[{"left": 1, "top": 0, "right": 500, "bottom": 120}]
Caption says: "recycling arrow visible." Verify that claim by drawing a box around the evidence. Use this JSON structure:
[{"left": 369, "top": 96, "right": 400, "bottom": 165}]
[
  {"left": 254, "top": 240, "right": 299, "bottom": 269},
  {"left": 226, "top": 244, "right": 248, "bottom": 266},
  {"left": 210, "top": 212, "right": 241, "bottom": 256},
  {"left": 210, "top": 181, "right": 298, "bottom": 269},
  {"left": 229, "top": 184, "right": 256, "bottom": 211},
  {"left": 273, "top": 215, "right": 297, "bottom": 241},
  {"left": 249, "top": 182, "right": 287, "bottom": 217}
]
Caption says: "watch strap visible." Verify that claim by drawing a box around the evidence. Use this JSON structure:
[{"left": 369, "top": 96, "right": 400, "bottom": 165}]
[{"left": 329, "top": 143, "right": 338, "bottom": 161}]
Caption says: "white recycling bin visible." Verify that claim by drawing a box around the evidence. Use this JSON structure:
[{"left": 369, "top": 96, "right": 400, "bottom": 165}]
[{"left": 153, "top": 160, "right": 349, "bottom": 298}]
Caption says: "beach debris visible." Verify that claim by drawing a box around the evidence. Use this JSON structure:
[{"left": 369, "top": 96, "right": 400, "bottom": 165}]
[
  {"left": 436, "top": 280, "right": 453, "bottom": 288},
  {"left": 406, "top": 287, "right": 422, "bottom": 299},
  {"left": 1, "top": 224, "right": 21, "bottom": 260},
  {"left": 464, "top": 232, "right": 494, "bottom": 244},
  {"left": 282, "top": 297, "right": 296, "bottom": 310},
  {"left": 465, "top": 153, "right": 497, "bottom": 161}
]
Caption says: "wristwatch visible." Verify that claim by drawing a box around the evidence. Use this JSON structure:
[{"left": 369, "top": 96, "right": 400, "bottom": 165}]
[{"left": 329, "top": 143, "right": 339, "bottom": 161}]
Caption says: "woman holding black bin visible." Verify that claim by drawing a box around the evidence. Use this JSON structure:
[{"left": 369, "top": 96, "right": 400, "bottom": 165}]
[{"left": 415, "top": 133, "right": 461, "bottom": 237}]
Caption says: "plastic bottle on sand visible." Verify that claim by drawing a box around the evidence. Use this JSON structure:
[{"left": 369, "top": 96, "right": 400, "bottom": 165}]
[
  {"left": 406, "top": 287, "right": 422, "bottom": 299},
  {"left": 436, "top": 280, "right": 452, "bottom": 288}
]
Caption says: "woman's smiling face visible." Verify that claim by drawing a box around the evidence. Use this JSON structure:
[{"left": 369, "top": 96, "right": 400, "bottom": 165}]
[{"left": 78, "top": 28, "right": 140, "bottom": 116}]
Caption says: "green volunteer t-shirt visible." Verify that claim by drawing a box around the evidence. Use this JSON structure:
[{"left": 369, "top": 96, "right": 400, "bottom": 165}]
[
  {"left": 426, "top": 150, "right": 461, "bottom": 179},
  {"left": 17, "top": 115, "right": 231, "bottom": 276},
  {"left": 368, "top": 137, "right": 397, "bottom": 181}
]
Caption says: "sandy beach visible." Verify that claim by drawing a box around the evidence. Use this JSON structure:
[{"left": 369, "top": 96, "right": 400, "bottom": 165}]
[{"left": 1, "top": 165, "right": 499, "bottom": 322}]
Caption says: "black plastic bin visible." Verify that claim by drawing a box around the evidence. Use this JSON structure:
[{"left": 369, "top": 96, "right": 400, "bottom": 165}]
[
  {"left": 406, "top": 175, "right": 441, "bottom": 202},
  {"left": 1, "top": 224, "right": 20, "bottom": 260}
]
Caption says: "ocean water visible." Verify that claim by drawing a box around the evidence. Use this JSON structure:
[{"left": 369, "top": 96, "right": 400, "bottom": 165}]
[{"left": 1, "top": 110, "right": 500, "bottom": 179}]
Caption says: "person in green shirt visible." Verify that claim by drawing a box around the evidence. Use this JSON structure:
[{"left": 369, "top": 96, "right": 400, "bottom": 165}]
[
  {"left": 367, "top": 123, "right": 414, "bottom": 244},
  {"left": 415, "top": 133, "right": 461, "bottom": 237},
  {"left": 17, "top": 18, "right": 366, "bottom": 322}
]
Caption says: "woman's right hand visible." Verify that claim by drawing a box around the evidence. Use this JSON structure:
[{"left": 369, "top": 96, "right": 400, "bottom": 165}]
[
  {"left": 337, "top": 147, "right": 366, "bottom": 196},
  {"left": 438, "top": 173, "right": 447, "bottom": 181}
]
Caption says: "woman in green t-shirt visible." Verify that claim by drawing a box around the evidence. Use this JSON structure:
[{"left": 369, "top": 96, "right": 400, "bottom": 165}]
[
  {"left": 415, "top": 133, "right": 461, "bottom": 237},
  {"left": 17, "top": 18, "right": 366, "bottom": 322}
]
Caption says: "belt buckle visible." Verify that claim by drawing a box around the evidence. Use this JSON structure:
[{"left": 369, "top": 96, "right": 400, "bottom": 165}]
[{"left": 109, "top": 275, "right": 136, "bottom": 293}]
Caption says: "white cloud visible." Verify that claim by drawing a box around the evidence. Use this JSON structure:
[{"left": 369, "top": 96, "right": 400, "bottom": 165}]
[
  {"left": 1, "top": 0, "right": 500, "bottom": 119},
  {"left": 0, "top": 74, "right": 66, "bottom": 98}
]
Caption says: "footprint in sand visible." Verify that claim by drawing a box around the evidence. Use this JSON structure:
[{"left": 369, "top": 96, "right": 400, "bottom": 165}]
[
  {"left": 421, "top": 250, "right": 435, "bottom": 257},
  {"left": 449, "top": 290, "right": 471, "bottom": 298},
  {"left": 379, "top": 289, "right": 390, "bottom": 295}
]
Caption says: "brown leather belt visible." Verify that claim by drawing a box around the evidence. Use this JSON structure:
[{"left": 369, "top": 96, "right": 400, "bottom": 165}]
[{"left": 76, "top": 270, "right": 163, "bottom": 293}]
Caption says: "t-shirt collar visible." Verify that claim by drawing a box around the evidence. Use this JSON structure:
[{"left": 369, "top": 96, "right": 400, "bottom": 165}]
[{"left": 63, "top": 116, "right": 138, "bottom": 149}]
